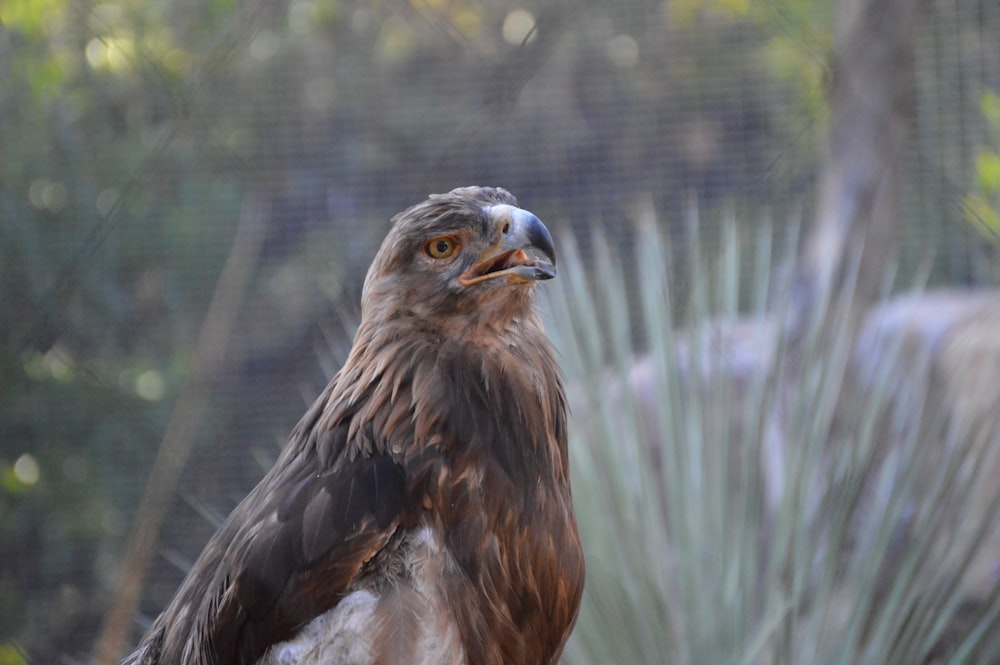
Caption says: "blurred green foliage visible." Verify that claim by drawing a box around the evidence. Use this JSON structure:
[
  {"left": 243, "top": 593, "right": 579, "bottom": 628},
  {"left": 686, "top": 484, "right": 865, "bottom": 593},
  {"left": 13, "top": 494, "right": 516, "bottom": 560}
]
[
  {"left": 961, "top": 90, "right": 1000, "bottom": 282},
  {"left": 0, "top": 0, "right": 253, "bottom": 656},
  {"left": 0, "top": 0, "right": 997, "bottom": 661},
  {"left": 965, "top": 92, "right": 1000, "bottom": 232},
  {"left": 0, "top": 644, "right": 28, "bottom": 665}
]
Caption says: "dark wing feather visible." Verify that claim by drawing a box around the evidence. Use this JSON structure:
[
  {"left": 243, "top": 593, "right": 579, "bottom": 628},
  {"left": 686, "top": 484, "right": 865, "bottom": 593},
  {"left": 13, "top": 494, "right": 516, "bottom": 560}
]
[{"left": 145, "top": 419, "right": 410, "bottom": 665}]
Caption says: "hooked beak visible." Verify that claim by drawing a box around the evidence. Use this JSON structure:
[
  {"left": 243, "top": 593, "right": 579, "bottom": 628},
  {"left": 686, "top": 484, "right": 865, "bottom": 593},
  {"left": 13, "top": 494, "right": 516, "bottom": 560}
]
[{"left": 459, "top": 205, "right": 557, "bottom": 287}]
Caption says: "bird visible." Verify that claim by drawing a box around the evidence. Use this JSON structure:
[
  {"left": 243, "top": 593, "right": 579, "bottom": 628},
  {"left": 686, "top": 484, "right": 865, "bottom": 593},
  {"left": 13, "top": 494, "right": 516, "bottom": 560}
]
[{"left": 124, "top": 186, "right": 585, "bottom": 665}]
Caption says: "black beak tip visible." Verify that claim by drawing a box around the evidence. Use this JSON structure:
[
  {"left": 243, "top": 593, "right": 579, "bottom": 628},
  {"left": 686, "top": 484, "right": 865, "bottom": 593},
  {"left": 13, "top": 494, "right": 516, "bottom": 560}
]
[
  {"left": 518, "top": 210, "right": 557, "bottom": 268},
  {"left": 532, "top": 264, "right": 557, "bottom": 280}
]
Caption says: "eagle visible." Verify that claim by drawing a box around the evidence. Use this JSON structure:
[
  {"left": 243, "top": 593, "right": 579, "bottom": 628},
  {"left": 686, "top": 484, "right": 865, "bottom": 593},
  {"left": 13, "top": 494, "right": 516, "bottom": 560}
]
[{"left": 124, "top": 186, "right": 585, "bottom": 665}]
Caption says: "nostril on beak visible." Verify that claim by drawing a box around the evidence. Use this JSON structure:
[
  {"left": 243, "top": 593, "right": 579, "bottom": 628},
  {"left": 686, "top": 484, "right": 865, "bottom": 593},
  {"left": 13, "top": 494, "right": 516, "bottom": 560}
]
[{"left": 501, "top": 222, "right": 510, "bottom": 235}]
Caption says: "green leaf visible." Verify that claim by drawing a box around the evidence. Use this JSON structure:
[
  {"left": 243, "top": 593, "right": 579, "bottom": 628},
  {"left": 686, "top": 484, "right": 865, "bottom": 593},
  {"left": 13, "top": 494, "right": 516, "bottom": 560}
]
[
  {"left": 0, "top": 0, "right": 68, "bottom": 39},
  {"left": 0, "top": 643, "right": 28, "bottom": 665},
  {"left": 975, "top": 150, "right": 1000, "bottom": 194},
  {"left": 981, "top": 91, "right": 1000, "bottom": 128},
  {"left": 963, "top": 194, "right": 1000, "bottom": 240}
]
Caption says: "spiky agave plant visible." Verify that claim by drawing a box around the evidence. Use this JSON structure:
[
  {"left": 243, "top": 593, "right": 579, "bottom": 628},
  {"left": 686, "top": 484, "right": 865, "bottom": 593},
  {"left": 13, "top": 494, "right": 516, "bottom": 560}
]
[{"left": 546, "top": 215, "right": 1000, "bottom": 665}]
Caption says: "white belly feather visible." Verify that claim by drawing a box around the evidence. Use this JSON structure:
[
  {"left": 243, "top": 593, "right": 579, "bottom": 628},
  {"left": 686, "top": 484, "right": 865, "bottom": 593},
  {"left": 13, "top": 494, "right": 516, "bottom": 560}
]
[{"left": 257, "top": 526, "right": 465, "bottom": 665}]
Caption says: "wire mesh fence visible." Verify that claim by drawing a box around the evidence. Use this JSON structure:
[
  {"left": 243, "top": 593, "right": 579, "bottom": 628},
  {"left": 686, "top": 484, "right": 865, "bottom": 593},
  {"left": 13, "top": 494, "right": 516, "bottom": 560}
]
[{"left": 1, "top": 0, "right": 998, "bottom": 662}]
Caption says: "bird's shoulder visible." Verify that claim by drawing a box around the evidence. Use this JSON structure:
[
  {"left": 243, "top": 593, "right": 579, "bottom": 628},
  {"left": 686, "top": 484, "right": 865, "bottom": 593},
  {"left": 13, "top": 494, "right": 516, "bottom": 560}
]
[{"left": 151, "top": 406, "right": 415, "bottom": 665}]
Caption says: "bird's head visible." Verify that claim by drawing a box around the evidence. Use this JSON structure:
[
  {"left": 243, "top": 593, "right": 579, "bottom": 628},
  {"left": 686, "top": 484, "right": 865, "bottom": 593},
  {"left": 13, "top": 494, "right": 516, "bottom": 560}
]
[{"left": 361, "top": 186, "right": 557, "bottom": 333}]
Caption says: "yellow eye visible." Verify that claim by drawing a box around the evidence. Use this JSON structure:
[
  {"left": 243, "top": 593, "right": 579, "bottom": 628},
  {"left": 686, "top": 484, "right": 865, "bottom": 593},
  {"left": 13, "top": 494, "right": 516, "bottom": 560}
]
[{"left": 424, "top": 236, "right": 459, "bottom": 260}]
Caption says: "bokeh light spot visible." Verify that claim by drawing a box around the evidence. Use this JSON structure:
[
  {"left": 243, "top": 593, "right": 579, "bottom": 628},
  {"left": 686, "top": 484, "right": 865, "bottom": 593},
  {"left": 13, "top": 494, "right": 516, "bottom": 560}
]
[
  {"left": 502, "top": 9, "right": 536, "bottom": 46},
  {"left": 14, "top": 454, "right": 40, "bottom": 486}
]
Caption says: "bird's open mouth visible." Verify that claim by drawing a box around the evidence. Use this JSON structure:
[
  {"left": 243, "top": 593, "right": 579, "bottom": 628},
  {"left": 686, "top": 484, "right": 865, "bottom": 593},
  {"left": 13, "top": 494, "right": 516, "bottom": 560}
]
[{"left": 459, "top": 249, "right": 557, "bottom": 286}]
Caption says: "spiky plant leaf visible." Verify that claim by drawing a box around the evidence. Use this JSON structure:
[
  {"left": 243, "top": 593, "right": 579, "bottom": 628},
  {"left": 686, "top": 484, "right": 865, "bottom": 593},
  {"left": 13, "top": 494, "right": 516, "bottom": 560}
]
[{"left": 547, "top": 218, "right": 1000, "bottom": 665}]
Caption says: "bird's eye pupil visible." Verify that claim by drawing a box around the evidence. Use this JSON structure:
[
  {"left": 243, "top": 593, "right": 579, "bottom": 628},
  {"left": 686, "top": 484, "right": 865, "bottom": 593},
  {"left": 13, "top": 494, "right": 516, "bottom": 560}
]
[{"left": 425, "top": 236, "right": 457, "bottom": 259}]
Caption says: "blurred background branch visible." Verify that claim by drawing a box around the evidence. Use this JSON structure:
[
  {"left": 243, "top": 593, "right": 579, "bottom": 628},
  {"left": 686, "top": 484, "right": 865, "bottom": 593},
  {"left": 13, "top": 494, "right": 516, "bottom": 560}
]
[{"left": 91, "top": 197, "right": 267, "bottom": 665}]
